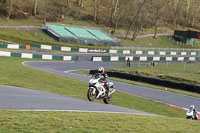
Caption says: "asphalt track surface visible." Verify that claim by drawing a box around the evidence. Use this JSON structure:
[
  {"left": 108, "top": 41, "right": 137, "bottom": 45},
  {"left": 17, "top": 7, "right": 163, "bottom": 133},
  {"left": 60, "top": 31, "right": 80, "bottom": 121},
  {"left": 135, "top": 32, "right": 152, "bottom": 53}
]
[
  {"left": 0, "top": 53, "right": 159, "bottom": 116},
  {"left": 0, "top": 85, "right": 157, "bottom": 116},
  {"left": 1, "top": 52, "right": 200, "bottom": 116},
  {"left": 24, "top": 59, "right": 200, "bottom": 111}
]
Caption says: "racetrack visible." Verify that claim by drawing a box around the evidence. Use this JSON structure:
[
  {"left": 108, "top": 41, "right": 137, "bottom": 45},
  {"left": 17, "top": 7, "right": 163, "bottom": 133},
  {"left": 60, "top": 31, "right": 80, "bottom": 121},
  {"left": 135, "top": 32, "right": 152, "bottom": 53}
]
[
  {"left": 0, "top": 85, "right": 158, "bottom": 116},
  {"left": 1, "top": 52, "right": 200, "bottom": 116},
  {"left": 24, "top": 58, "right": 200, "bottom": 111}
]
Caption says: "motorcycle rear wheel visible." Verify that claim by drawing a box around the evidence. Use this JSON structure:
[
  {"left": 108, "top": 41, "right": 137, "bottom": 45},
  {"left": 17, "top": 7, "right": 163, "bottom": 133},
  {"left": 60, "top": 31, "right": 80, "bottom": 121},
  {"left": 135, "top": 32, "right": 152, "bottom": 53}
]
[
  {"left": 103, "top": 95, "right": 112, "bottom": 104},
  {"left": 87, "top": 88, "right": 96, "bottom": 101}
]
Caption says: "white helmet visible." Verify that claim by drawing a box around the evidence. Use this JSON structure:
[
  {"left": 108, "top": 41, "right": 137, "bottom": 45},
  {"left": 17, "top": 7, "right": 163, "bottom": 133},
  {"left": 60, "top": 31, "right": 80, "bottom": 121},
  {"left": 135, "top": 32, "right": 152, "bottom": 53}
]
[
  {"left": 98, "top": 67, "right": 104, "bottom": 74},
  {"left": 189, "top": 105, "right": 195, "bottom": 110}
]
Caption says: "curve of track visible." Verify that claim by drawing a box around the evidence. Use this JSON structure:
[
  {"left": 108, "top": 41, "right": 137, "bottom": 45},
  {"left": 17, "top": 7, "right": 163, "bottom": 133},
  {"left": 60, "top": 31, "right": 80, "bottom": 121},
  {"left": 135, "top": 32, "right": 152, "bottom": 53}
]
[
  {"left": 23, "top": 55, "right": 200, "bottom": 111},
  {"left": 0, "top": 53, "right": 161, "bottom": 116},
  {"left": 1, "top": 52, "right": 200, "bottom": 116},
  {"left": 0, "top": 85, "right": 157, "bottom": 116}
]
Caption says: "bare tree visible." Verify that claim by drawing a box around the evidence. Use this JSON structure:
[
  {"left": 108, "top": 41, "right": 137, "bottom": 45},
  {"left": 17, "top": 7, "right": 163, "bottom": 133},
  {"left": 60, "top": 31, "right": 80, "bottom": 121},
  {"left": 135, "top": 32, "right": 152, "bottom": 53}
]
[
  {"left": 34, "top": 0, "right": 38, "bottom": 16},
  {"left": 109, "top": 0, "right": 119, "bottom": 23},
  {"left": 169, "top": 0, "right": 175, "bottom": 21},
  {"left": 173, "top": 0, "right": 184, "bottom": 27},
  {"left": 109, "top": 0, "right": 115, "bottom": 23},
  {"left": 124, "top": 0, "right": 148, "bottom": 39},
  {"left": 77, "top": 0, "right": 83, "bottom": 7},
  {"left": 186, "top": 0, "right": 200, "bottom": 27},
  {"left": 113, "top": 0, "right": 119, "bottom": 16},
  {"left": 7, "top": 0, "right": 13, "bottom": 21},
  {"left": 94, "top": 0, "right": 100, "bottom": 23},
  {"left": 132, "top": 1, "right": 150, "bottom": 40},
  {"left": 113, "top": 0, "right": 125, "bottom": 34},
  {"left": 94, "top": 0, "right": 97, "bottom": 22},
  {"left": 67, "top": 0, "right": 71, "bottom": 10},
  {"left": 152, "top": 0, "right": 169, "bottom": 38}
]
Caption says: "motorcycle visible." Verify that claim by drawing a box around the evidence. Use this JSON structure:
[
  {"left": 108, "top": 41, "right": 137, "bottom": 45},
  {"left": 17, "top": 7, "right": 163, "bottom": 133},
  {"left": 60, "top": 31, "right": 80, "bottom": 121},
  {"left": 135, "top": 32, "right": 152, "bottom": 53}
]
[
  {"left": 87, "top": 75, "right": 115, "bottom": 104},
  {"left": 186, "top": 109, "right": 198, "bottom": 120}
]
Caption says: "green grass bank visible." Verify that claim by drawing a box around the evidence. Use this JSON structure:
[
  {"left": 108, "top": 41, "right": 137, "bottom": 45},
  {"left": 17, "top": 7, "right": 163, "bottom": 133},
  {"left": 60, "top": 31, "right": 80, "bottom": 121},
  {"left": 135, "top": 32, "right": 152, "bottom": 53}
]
[
  {"left": 0, "top": 56, "right": 186, "bottom": 117},
  {"left": 107, "top": 63, "right": 200, "bottom": 84},
  {"left": 0, "top": 111, "right": 199, "bottom": 133}
]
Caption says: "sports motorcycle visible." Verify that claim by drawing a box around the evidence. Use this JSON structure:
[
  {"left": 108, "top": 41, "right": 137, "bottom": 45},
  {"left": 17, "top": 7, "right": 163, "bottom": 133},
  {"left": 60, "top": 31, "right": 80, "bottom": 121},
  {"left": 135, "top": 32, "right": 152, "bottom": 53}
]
[
  {"left": 87, "top": 75, "right": 115, "bottom": 104},
  {"left": 186, "top": 109, "right": 198, "bottom": 120}
]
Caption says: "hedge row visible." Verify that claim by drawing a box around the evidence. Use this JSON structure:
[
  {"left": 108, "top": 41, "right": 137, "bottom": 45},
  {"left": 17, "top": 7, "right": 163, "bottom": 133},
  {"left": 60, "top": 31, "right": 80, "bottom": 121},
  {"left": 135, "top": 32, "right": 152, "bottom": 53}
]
[{"left": 90, "top": 70, "right": 200, "bottom": 93}]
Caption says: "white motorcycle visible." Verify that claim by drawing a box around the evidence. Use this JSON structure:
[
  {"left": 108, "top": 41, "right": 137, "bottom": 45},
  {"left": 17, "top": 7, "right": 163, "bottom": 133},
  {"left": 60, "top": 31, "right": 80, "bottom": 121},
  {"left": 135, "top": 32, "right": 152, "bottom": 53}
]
[
  {"left": 87, "top": 75, "right": 115, "bottom": 104},
  {"left": 186, "top": 109, "right": 198, "bottom": 120}
]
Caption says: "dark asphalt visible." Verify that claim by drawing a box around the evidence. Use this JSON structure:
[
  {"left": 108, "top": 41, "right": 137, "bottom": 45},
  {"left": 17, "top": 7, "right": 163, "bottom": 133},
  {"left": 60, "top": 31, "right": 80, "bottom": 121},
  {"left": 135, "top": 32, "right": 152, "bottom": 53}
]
[
  {"left": 0, "top": 85, "right": 158, "bottom": 116},
  {"left": 24, "top": 60, "right": 200, "bottom": 111},
  {"left": 1, "top": 51, "right": 199, "bottom": 116}
]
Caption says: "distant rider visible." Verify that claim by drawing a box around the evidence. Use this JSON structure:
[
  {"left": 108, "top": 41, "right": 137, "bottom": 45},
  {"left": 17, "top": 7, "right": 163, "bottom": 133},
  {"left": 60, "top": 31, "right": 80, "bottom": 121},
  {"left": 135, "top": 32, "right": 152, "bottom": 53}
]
[
  {"left": 189, "top": 105, "right": 198, "bottom": 120},
  {"left": 94, "top": 67, "right": 111, "bottom": 95}
]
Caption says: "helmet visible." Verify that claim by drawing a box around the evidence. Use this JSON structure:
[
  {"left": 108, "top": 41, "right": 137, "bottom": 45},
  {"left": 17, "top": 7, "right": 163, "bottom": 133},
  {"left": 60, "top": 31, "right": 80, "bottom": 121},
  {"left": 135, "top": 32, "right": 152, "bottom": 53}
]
[
  {"left": 189, "top": 105, "right": 195, "bottom": 110},
  {"left": 98, "top": 67, "right": 104, "bottom": 74}
]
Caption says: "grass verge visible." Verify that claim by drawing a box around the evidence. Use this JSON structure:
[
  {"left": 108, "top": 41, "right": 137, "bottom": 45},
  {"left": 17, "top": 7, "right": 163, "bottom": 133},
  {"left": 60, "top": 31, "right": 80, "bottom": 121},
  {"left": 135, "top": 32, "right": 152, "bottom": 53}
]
[
  {"left": 0, "top": 56, "right": 186, "bottom": 117},
  {"left": 1, "top": 28, "right": 199, "bottom": 49},
  {"left": 0, "top": 111, "right": 199, "bottom": 133},
  {"left": 107, "top": 64, "right": 200, "bottom": 85},
  {"left": 0, "top": 29, "right": 111, "bottom": 49}
]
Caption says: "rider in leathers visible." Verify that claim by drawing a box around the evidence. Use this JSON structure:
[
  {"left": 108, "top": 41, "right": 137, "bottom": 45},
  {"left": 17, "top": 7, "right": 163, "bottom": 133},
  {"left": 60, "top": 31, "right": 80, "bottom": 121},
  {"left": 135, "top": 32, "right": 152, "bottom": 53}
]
[
  {"left": 95, "top": 67, "right": 110, "bottom": 95},
  {"left": 189, "top": 105, "right": 198, "bottom": 120}
]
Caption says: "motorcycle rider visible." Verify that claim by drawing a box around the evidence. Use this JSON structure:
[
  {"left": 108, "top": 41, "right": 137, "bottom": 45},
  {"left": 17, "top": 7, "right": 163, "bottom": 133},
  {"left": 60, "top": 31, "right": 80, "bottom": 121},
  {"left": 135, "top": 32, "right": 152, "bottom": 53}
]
[
  {"left": 94, "top": 67, "right": 111, "bottom": 95},
  {"left": 189, "top": 105, "right": 198, "bottom": 119}
]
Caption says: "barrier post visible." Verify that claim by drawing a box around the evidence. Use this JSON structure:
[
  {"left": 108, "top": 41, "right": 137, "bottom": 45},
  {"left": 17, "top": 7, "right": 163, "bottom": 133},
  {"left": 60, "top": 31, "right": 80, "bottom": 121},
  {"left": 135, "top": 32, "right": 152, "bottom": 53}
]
[{"left": 184, "top": 62, "right": 186, "bottom": 71}]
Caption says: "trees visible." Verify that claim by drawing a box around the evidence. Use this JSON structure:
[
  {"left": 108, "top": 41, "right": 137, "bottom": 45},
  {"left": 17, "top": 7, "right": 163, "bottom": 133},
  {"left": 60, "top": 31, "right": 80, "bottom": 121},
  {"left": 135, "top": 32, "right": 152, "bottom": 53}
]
[
  {"left": 109, "top": 0, "right": 119, "bottom": 24},
  {"left": 186, "top": 0, "right": 200, "bottom": 27},
  {"left": 124, "top": 0, "right": 149, "bottom": 39},
  {"left": 113, "top": 0, "right": 125, "bottom": 34},
  {"left": 0, "top": 0, "right": 199, "bottom": 36},
  {"left": 152, "top": 0, "right": 170, "bottom": 38},
  {"left": 93, "top": 0, "right": 101, "bottom": 23},
  {"left": 173, "top": 0, "right": 184, "bottom": 27}
]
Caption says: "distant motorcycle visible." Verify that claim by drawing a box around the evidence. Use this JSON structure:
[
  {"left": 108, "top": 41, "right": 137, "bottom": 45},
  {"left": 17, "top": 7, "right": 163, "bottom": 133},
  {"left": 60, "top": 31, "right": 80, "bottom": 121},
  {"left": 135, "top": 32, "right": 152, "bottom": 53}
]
[
  {"left": 186, "top": 109, "right": 198, "bottom": 120},
  {"left": 87, "top": 75, "right": 115, "bottom": 104}
]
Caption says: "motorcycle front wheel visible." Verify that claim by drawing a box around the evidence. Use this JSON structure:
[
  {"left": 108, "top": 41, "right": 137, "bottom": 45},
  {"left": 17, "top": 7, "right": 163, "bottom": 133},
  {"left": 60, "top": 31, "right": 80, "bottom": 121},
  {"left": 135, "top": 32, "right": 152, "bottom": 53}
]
[
  {"left": 103, "top": 95, "right": 112, "bottom": 104},
  {"left": 87, "top": 88, "right": 96, "bottom": 101}
]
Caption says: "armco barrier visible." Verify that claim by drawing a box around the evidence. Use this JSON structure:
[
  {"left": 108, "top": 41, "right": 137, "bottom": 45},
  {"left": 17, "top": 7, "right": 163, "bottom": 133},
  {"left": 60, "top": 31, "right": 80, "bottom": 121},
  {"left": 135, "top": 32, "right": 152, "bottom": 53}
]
[
  {"left": 90, "top": 70, "right": 200, "bottom": 93},
  {"left": 2, "top": 43, "right": 200, "bottom": 56},
  {"left": 0, "top": 44, "right": 26, "bottom": 49},
  {"left": 29, "top": 43, "right": 87, "bottom": 53},
  {"left": 91, "top": 56, "right": 200, "bottom": 62},
  {"left": 31, "top": 43, "right": 200, "bottom": 56},
  {"left": 0, "top": 51, "right": 78, "bottom": 61}
]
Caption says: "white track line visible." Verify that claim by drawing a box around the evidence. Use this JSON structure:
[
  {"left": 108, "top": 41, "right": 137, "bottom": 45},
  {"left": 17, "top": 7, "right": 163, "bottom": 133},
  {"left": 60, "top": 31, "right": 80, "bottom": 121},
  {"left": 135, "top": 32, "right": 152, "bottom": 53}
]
[{"left": 11, "top": 109, "right": 160, "bottom": 116}]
